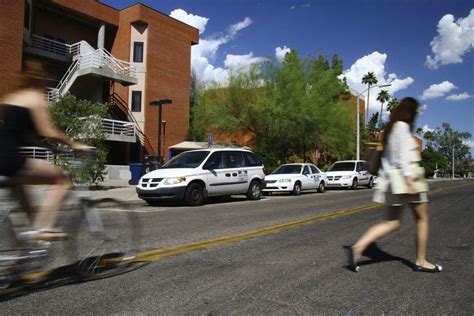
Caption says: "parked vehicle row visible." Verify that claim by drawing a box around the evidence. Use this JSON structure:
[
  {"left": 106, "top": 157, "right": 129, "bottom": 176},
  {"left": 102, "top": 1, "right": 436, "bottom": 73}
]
[{"left": 136, "top": 148, "right": 375, "bottom": 206}]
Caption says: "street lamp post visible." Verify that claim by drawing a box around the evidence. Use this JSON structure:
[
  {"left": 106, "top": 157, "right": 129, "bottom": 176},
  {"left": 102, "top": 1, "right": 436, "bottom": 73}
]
[
  {"left": 161, "top": 120, "right": 167, "bottom": 161},
  {"left": 355, "top": 84, "right": 391, "bottom": 160},
  {"left": 149, "top": 99, "right": 172, "bottom": 164}
]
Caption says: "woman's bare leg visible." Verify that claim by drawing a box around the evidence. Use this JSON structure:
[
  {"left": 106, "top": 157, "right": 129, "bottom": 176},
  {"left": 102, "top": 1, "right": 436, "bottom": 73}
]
[
  {"left": 12, "top": 158, "right": 71, "bottom": 231},
  {"left": 352, "top": 206, "right": 402, "bottom": 258},
  {"left": 410, "top": 202, "right": 436, "bottom": 269}
]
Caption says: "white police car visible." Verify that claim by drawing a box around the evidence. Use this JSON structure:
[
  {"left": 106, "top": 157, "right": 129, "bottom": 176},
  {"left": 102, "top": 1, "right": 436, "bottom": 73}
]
[
  {"left": 325, "top": 160, "right": 374, "bottom": 189},
  {"left": 136, "top": 148, "right": 265, "bottom": 206},
  {"left": 263, "top": 163, "right": 327, "bottom": 195}
]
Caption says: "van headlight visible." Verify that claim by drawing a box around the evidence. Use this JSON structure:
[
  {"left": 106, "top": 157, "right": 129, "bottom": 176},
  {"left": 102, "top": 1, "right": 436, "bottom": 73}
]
[
  {"left": 278, "top": 179, "right": 292, "bottom": 183},
  {"left": 163, "top": 177, "right": 186, "bottom": 185},
  {"left": 342, "top": 176, "right": 351, "bottom": 179}
]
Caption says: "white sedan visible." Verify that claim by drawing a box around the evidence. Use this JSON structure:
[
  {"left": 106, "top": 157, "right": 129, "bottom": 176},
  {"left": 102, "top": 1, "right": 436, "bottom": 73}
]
[{"left": 263, "top": 163, "right": 327, "bottom": 195}]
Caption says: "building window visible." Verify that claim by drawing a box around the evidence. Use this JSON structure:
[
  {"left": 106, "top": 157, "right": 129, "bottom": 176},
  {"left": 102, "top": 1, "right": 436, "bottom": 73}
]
[
  {"left": 24, "top": 1, "right": 30, "bottom": 30},
  {"left": 133, "top": 42, "right": 144, "bottom": 63},
  {"left": 131, "top": 91, "right": 142, "bottom": 112}
]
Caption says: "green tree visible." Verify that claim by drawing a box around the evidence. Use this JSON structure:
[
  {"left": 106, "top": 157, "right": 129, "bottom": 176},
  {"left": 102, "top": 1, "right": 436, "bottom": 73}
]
[
  {"left": 418, "top": 123, "right": 472, "bottom": 176},
  {"left": 376, "top": 89, "right": 390, "bottom": 127},
  {"left": 49, "top": 94, "right": 109, "bottom": 184},
  {"left": 420, "top": 147, "right": 448, "bottom": 177},
  {"left": 386, "top": 97, "right": 399, "bottom": 113},
  {"left": 189, "top": 51, "right": 355, "bottom": 170},
  {"left": 361, "top": 72, "right": 378, "bottom": 122}
]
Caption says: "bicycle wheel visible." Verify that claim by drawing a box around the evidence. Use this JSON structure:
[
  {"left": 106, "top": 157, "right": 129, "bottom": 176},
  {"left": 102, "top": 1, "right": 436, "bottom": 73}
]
[{"left": 66, "top": 198, "right": 142, "bottom": 280}]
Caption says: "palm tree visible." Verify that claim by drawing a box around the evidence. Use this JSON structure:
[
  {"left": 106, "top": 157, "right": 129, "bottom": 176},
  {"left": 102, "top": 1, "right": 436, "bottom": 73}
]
[
  {"left": 387, "top": 97, "right": 399, "bottom": 113},
  {"left": 361, "top": 72, "right": 378, "bottom": 122},
  {"left": 376, "top": 90, "right": 390, "bottom": 127}
]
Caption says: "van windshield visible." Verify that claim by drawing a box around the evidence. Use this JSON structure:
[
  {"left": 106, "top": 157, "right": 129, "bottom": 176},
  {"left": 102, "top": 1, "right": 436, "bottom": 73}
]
[
  {"left": 327, "top": 162, "right": 355, "bottom": 172},
  {"left": 162, "top": 151, "right": 210, "bottom": 169}
]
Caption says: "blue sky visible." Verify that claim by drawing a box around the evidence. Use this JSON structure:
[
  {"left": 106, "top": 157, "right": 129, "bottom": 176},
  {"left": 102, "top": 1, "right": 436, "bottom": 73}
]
[{"left": 103, "top": 0, "right": 473, "bottom": 149}]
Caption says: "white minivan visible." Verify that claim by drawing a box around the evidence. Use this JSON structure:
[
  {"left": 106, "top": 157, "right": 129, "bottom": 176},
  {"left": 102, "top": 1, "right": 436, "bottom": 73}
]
[
  {"left": 325, "top": 160, "right": 374, "bottom": 189},
  {"left": 136, "top": 148, "right": 265, "bottom": 206}
]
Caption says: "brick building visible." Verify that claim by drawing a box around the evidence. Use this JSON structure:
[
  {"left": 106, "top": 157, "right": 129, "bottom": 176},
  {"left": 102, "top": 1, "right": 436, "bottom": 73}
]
[{"left": 0, "top": 0, "right": 199, "bottom": 164}]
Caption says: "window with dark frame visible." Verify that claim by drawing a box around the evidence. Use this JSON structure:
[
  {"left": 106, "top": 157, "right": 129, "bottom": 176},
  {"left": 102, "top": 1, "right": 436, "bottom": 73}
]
[
  {"left": 24, "top": 1, "right": 30, "bottom": 30},
  {"left": 131, "top": 91, "right": 142, "bottom": 112},
  {"left": 133, "top": 42, "right": 144, "bottom": 63}
]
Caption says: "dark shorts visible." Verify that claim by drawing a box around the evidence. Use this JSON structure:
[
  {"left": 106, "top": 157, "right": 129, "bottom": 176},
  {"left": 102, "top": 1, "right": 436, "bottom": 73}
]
[{"left": 0, "top": 154, "right": 26, "bottom": 177}]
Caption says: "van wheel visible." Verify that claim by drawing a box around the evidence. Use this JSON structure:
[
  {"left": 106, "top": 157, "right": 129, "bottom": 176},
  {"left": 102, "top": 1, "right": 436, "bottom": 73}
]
[
  {"left": 292, "top": 182, "right": 302, "bottom": 196},
  {"left": 247, "top": 180, "right": 262, "bottom": 200},
  {"left": 185, "top": 183, "right": 205, "bottom": 206},
  {"left": 351, "top": 178, "right": 358, "bottom": 190},
  {"left": 317, "top": 181, "right": 325, "bottom": 193},
  {"left": 367, "top": 177, "right": 374, "bottom": 189}
]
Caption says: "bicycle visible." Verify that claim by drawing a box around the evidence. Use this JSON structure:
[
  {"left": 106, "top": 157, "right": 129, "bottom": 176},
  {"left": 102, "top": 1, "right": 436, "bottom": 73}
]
[{"left": 0, "top": 150, "right": 142, "bottom": 290}]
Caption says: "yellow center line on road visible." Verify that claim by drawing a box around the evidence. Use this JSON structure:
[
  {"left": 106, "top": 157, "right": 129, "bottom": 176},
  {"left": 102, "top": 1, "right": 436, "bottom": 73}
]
[
  {"left": 133, "top": 203, "right": 380, "bottom": 263},
  {"left": 133, "top": 181, "right": 474, "bottom": 264}
]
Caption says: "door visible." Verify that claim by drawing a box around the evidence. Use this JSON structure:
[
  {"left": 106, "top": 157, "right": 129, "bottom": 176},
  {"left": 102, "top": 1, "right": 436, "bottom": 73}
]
[
  {"left": 356, "top": 162, "right": 370, "bottom": 185},
  {"left": 301, "top": 165, "right": 314, "bottom": 189},
  {"left": 222, "top": 151, "right": 249, "bottom": 193},
  {"left": 309, "top": 165, "right": 322, "bottom": 189},
  {"left": 204, "top": 151, "right": 235, "bottom": 196}
]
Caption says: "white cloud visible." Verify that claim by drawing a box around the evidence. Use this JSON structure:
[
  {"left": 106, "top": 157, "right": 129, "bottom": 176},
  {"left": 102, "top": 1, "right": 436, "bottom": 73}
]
[
  {"left": 171, "top": 9, "right": 257, "bottom": 83},
  {"left": 426, "top": 9, "right": 474, "bottom": 69},
  {"left": 419, "top": 104, "right": 428, "bottom": 115},
  {"left": 290, "top": 5, "right": 296, "bottom": 10},
  {"left": 341, "top": 51, "right": 414, "bottom": 117},
  {"left": 446, "top": 92, "right": 473, "bottom": 101},
  {"left": 421, "top": 81, "right": 457, "bottom": 100},
  {"left": 224, "top": 53, "right": 266, "bottom": 70},
  {"left": 422, "top": 124, "right": 434, "bottom": 133},
  {"left": 228, "top": 17, "right": 252, "bottom": 36},
  {"left": 463, "top": 140, "right": 474, "bottom": 148},
  {"left": 169, "top": 9, "right": 209, "bottom": 34},
  {"left": 275, "top": 46, "right": 291, "bottom": 62}
]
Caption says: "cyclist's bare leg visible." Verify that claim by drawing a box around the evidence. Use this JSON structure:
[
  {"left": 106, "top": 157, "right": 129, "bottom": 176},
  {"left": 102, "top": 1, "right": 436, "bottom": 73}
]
[
  {"left": 12, "top": 158, "right": 71, "bottom": 238},
  {"left": 10, "top": 184, "right": 36, "bottom": 222}
]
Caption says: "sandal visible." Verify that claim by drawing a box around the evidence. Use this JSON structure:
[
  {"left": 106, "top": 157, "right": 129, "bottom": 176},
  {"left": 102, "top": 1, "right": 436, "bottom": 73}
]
[
  {"left": 413, "top": 263, "right": 443, "bottom": 273},
  {"left": 35, "top": 230, "right": 68, "bottom": 241},
  {"left": 345, "top": 246, "right": 360, "bottom": 272}
]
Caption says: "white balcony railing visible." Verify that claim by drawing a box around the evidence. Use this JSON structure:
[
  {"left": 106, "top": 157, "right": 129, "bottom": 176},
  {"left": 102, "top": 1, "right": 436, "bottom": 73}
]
[
  {"left": 19, "top": 147, "right": 54, "bottom": 162},
  {"left": 102, "top": 118, "right": 135, "bottom": 138}
]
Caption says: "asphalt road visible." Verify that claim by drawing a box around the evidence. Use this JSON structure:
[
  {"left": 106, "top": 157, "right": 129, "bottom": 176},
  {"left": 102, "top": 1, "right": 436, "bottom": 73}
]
[{"left": 2, "top": 180, "right": 473, "bottom": 314}]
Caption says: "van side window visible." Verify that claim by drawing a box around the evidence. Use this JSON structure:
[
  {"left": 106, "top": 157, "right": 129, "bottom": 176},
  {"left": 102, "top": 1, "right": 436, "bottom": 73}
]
[
  {"left": 203, "top": 152, "right": 223, "bottom": 169},
  {"left": 310, "top": 165, "right": 319, "bottom": 174},
  {"left": 223, "top": 151, "right": 245, "bottom": 168},
  {"left": 244, "top": 152, "right": 262, "bottom": 167}
]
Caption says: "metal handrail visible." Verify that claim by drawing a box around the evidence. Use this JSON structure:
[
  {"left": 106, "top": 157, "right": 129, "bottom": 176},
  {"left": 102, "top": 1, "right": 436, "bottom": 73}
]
[
  {"left": 101, "top": 118, "right": 135, "bottom": 137},
  {"left": 19, "top": 147, "right": 54, "bottom": 162}
]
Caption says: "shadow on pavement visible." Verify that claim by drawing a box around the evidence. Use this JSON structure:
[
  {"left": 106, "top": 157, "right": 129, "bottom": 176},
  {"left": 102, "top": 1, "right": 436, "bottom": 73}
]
[
  {"left": 343, "top": 243, "right": 414, "bottom": 271},
  {"left": 0, "top": 257, "right": 148, "bottom": 302}
]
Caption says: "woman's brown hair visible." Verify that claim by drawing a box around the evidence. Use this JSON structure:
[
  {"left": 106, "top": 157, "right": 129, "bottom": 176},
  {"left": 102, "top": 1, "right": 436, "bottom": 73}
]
[{"left": 382, "top": 97, "right": 420, "bottom": 147}]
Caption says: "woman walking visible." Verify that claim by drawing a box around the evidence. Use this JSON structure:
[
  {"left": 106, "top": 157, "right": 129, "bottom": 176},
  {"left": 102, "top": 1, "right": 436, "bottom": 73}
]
[{"left": 349, "top": 97, "right": 442, "bottom": 273}]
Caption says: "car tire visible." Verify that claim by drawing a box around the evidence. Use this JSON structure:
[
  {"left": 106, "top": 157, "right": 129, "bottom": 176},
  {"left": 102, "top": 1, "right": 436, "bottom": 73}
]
[
  {"left": 185, "top": 182, "right": 205, "bottom": 206},
  {"left": 292, "top": 182, "right": 302, "bottom": 196},
  {"left": 351, "top": 178, "right": 358, "bottom": 190},
  {"left": 247, "top": 180, "right": 262, "bottom": 200},
  {"left": 317, "top": 181, "right": 325, "bottom": 193},
  {"left": 367, "top": 177, "right": 374, "bottom": 189}
]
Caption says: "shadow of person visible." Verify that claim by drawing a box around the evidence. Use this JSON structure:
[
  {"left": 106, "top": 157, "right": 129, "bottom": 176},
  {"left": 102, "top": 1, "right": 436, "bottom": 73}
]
[{"left": 343, "top": 243, "right": 414, "bottom": 271}]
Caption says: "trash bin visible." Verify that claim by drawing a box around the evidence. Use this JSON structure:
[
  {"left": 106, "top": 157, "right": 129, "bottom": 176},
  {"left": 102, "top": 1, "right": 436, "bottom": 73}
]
[{"left": 129, "top": 163, "right": 143, "bottom": 185}]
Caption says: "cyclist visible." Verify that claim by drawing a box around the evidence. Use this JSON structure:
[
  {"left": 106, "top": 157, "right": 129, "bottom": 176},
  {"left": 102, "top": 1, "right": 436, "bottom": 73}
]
[{"left": 0, "top": 61, "right": 91, "bottom": 241}]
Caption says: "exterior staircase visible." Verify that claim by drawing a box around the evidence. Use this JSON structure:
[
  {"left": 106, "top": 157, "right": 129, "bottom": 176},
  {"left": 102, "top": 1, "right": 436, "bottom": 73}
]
[
  {"left": 44, "top": 39, "right": 137, "bottom": 103},
  {"left": 108, "top": 93, "right": 156, "bottom": 155}
]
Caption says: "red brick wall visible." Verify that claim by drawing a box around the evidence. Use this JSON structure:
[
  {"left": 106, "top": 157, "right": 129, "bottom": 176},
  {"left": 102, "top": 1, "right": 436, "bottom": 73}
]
[
  {"left": 51, "top": 0, "right": 119, "bottom": 26},
  {"left": 0, "top": 1, "right": 25, "bottom": 98}
]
